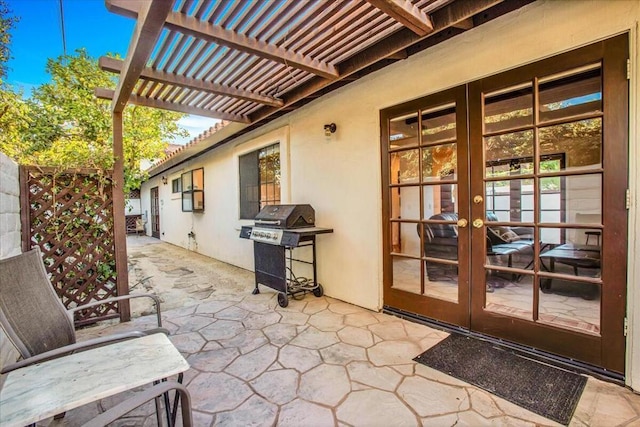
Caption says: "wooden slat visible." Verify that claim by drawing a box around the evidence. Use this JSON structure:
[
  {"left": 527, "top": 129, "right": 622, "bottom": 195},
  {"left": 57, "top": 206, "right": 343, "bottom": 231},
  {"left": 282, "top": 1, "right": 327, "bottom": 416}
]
[
  {"left": 100, "top": 57, "right": 283, "bottom": 107},
  {"left": 95, "top": 88, "right": 250, "bottom": 123},
  {"left": 250, "top": 0, "right": 504, "bottom": 123},
  {"left": 165, "top": 12, "right": 339, "bottom": 79},
  {"left": 366, "top": 0, "right": 434, "bottom": 36},
  {"left": 453, "top": 17, "right": 474, "bottom": 30},
  {"left": 107, "top": 0, "right": 174, "bottom": 113},
  {"left": 107, "top": 0, "right": 339, "bottom": 79}
]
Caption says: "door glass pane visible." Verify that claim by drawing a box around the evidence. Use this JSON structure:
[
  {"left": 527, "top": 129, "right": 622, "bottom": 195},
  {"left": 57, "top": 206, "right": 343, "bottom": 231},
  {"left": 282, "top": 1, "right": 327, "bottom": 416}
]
[
  {"left": 391, "top": 257, "right": 420, "bottom": 294},
  {"left": 485, "top": 178, "right": 535, "bottom": 223},
  {"left": 390, "top": 113, "right": 419, "bottom": 148},
  {"left": 421, "top": 103, "right": 456, "bottom": 144},
  {"left": 539, "top": 278, "right": 600, "bottom": 335},
  {"left": 423, "top": 184, "right": 458, "bottom": 219},
  {"left": 485, "top": 130, "right": 534, "bottom": 178},
  {"left": 485, "top": 224, "right": 534, "bottom": 270},
  {"left": 484, "top": 83, "right": 533, "bottom": 133},
  {"left": 485, "top": 271, "right": 533, "bottom": 320},
  {"left": 422, "top": 143, "right": 457, "bottom": 182},
  {"left": 392, "top": 222, "right": 421, "bottom": 257},
  {"left": 390, "top": 186, "right": 420, "bottom": 220},
  {"left": 539, "top": 118, "right": 602, "bottom": 172},
  {"left": 424, "top": 260, "right": 458, "bottom": 303},
  {"left": 390, "top": 149, "right": 419, "bottom": 183},
  {"left": 539, "top": 65, "right": 602, "bottom": 123},
  {"left": 539, "top": 228, "right": 601, "bottom": 275},
  {"left": 539, "top": 174, "right": 602, "bottom": 223}
]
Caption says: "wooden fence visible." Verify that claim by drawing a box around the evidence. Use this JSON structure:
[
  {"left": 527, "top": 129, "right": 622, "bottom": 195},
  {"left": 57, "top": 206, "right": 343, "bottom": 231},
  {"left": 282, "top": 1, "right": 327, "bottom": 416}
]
[{"left": 20, "top": 166, "right": 123, "bottom": 325}]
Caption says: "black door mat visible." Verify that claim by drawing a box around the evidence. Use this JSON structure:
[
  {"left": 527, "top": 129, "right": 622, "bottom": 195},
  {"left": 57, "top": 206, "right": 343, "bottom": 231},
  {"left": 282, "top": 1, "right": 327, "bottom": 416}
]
[{"left": 413, "top": 333, "right": 586, "bottom": 425}]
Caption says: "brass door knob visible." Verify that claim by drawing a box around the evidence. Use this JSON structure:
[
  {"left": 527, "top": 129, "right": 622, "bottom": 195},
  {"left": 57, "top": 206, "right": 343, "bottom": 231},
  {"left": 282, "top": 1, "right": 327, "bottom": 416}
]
[
  {"left": 457, "top": 218, "right": 468, "bottom": 228},
  {"left": 473, "top": 195, "right": 483, "bottom": 204},
  {"left": 473, "top": 218, "right": 484, "bottom": 228}
]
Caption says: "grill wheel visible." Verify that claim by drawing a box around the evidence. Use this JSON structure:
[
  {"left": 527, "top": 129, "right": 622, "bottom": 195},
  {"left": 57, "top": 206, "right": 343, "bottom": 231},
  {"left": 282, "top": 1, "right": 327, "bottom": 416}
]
[{"left": 277, "top": 292, "right": 289, "bottom": 308}]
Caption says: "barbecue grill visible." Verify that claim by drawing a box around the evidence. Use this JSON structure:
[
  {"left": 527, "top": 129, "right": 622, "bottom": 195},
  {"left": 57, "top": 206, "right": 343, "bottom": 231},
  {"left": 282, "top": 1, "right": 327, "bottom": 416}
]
[{"left": 240, "top": 204, "right": 333, "bottom": 307}]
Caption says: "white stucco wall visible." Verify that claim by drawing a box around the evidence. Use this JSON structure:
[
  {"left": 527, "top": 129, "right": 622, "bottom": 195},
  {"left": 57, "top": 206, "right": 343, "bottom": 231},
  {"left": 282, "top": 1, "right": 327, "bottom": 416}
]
[
  {"left": 0, "top": 151, "right": 22, "bottom": 370},
  {"left": 0, "top": 152, "right": 21, "bottom": 259},
  {"left": 141, "top": 1, "right": 640, "bottom": 389}
]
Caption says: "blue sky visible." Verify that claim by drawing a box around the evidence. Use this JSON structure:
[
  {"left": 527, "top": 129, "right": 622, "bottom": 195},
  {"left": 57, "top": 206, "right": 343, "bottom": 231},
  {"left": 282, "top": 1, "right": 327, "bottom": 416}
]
[{"left": 5, "top": 0, "right": 215, "bottom": 144}]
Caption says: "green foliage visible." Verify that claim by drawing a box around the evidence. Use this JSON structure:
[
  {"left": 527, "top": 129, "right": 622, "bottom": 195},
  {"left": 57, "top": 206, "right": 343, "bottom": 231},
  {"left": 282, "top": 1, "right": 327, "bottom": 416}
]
[
  {"left": 0, "top": 0, "right": 18, "bottom": 82},
  {"left": 0, "top": 49, "right": 188, "bottom": 192},
  {"left": 0, "top": 86, "right": 32, "bottom": 155}
]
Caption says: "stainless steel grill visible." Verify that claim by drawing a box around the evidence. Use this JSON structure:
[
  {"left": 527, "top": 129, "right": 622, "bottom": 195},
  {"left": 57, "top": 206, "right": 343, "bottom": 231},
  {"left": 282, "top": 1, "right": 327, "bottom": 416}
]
[{"left": 239, "top": 204, "right": 332, "bottom": 307}]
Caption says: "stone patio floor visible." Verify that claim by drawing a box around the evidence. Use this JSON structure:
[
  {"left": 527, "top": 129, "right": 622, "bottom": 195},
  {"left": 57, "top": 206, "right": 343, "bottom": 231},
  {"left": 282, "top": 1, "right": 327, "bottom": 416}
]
[{"left": 40, "top": 236, "right": 640, "bottom": 426}]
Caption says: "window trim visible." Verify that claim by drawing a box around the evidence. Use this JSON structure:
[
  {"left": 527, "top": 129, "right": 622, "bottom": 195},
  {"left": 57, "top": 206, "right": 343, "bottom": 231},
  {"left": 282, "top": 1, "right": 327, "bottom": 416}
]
[
  {"left": 171, "top": 178, "right": 182, "bottom": 194},
  {"left": 181, "top": 167, "right": 204, "bottom": 212},
  {"left": 239, "top": 142, "right": 281, "bottom": 220}
]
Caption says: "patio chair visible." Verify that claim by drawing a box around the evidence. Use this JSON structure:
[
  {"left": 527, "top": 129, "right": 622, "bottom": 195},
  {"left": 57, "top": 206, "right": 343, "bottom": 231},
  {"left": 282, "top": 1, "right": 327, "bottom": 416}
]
[
  {"left": 0, "top": 247, "right": 166, "bottom": 373},
  {"left": 82, "top": 381, "right": 193, "bottom": 427}
]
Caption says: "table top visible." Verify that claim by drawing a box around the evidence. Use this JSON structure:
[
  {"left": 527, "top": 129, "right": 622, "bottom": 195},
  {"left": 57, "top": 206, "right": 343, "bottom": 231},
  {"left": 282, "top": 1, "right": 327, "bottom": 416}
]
[
  {"left": 0, "top": 333, "right": 189, "bottom": 427},
  {"left": 540, "top": 243, "right": 601, "bottom": 264},
  {"left": 540, "top": 243, "right": 601, "bottom": 257}
]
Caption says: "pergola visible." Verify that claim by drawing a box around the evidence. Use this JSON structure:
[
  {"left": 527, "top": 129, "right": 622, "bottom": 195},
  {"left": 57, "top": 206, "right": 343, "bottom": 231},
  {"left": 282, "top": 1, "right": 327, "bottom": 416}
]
[{"left": 98, "top": 0, "right": 533, "bottom": 318}]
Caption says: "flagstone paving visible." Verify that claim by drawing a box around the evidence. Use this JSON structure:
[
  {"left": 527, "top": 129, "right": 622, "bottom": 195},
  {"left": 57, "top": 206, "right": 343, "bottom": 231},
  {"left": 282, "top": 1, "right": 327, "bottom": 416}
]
[{"left": 36, "top": 237, "right": 640, "bottom": 426}]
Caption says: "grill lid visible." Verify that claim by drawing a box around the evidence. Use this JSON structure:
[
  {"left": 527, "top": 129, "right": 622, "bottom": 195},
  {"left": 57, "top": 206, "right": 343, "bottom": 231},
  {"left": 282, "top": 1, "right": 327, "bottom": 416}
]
[{"left": 254, "top": 204, "right": 315, "bottom": 229}]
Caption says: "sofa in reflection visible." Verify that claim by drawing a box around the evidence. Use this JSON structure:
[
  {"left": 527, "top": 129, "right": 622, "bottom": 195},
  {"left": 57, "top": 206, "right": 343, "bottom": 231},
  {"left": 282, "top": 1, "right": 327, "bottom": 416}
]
[{"left": 418, "top": 212, "right": 534, "bottom": 281}]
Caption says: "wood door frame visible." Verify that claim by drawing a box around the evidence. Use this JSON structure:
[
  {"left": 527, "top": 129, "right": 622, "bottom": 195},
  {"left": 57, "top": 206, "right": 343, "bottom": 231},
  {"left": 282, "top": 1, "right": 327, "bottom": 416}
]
[
  {"left": 467, "top": 34, "right": 629, "bottom": 372},
  {"left": 381, "top": 85, "right": 470, "bottom": 328},
  {"left": 381, "top": 34, "right": 629, "bottom": 373},
  {"left": 150, "top": 186, "right": 160, "bottom": 239}
]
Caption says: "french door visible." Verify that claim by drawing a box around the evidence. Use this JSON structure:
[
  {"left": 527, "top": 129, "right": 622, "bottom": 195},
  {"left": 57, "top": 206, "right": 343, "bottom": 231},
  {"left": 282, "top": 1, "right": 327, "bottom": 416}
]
[
  {"left": 150, "top": 187, "right": 160, "bottom": 238},
  {"left": 381, "top": 34, "right": 628, "bottom": 373}
]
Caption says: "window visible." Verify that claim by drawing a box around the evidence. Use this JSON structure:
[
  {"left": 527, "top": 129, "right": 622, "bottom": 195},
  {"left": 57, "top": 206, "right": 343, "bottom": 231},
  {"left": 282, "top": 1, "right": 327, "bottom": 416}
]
[
  {"left": 239, "top": 143, "right": 280, "bottom": 219},
  {"left": 171, "top": 178, "right": 181, "bottom": 193},
  {"left": 181, "top": 168, "right": 204, "bottom": 212}
]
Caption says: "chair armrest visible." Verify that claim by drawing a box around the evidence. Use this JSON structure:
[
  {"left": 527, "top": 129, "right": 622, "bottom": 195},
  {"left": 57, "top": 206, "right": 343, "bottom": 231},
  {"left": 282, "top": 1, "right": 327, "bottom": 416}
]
[
  {"left": 68, "top": 294, "right": 163, "bottom": 327},
  {"left": 511, "top": 226, "right": 533, "bottom": 239},
  {"left": 0, "top": 329, "right": 168, "bottom": 374},
  {"left": 485, "top": 236, "right": 494, "bottom": 252},
  {"left": 81, "top": 381, "right": 193, "bottom": 427}
]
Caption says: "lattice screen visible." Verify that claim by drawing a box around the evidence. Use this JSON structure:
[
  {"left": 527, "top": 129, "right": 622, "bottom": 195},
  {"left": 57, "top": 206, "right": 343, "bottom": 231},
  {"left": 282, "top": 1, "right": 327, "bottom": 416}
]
[{"left": 20, "top": 167, "right": 120, "bottom": 325}]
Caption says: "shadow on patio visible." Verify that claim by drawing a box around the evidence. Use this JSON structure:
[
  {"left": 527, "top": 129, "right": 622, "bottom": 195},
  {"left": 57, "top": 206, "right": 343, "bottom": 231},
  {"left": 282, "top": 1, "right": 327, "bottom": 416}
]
[{"left": 40, "top": 236, "right": 640, "bottom": 426}]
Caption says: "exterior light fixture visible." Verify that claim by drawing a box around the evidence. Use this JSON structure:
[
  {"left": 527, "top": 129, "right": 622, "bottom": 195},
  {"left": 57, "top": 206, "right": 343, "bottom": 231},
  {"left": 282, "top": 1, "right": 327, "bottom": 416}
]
[
  {"left": 161, "top": 176, "right": 168, "bottom": 185},
  {"left": 324, "top": 123, "right": 337, "bottom": 136}
]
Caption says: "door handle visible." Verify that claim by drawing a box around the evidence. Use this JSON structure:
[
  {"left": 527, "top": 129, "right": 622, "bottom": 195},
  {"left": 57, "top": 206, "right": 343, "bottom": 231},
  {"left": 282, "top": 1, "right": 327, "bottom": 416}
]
[
  {"left": 473, "top": 218, "right": 484, "bottom": 228},
  {"left": 457, "top": 218, "right": 468, "bottom": 228},
  {"left": 473, "top": 195, "right": 483, "bottom": 204}
]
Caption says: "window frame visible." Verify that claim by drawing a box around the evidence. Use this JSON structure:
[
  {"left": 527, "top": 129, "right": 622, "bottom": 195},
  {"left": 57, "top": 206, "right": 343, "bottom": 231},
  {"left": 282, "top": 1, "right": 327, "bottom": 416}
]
[
  {"left": 171, "top": 178, "right": 182, "bottom": 194},
  {"left": 181, "top": 168, "right": 204, "bottom": 212},
  {"left": 239, "top": 143, "right": 281, "bottom": 220}
]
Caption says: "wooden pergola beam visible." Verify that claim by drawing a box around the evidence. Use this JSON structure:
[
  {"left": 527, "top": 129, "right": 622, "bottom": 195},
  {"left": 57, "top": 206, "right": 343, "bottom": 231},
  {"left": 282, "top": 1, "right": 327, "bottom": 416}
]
[
  {"left": 106, "top": 0, "right": 339, "bottom": 80},
  {"left": 110, "top": 0, "right": 173, "bottom": 114},
  {"left": 366, "top": 0, "right": 434, "bottom": 36},
  {"left": 453, "top": 17, "right": 474, "bottom": 30},
  {"left": 100, "top": 56, "right": 284, "bottom": 107},
  {"left": 250, "top": 0, "right": 503, "bottom": 123},
  {"left": 96, "top": 88, "right": 250, "bottom": 123}
]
